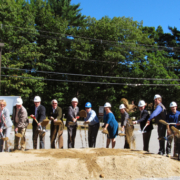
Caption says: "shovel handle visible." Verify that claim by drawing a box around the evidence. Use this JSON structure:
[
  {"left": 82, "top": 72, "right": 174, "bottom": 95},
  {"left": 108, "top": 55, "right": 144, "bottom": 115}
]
[
  {"left": 142, "top": 124, "right": 148, "bottom": 132},
  {"left": 32, "top": 116, "right": 39, "bottom": 124}
]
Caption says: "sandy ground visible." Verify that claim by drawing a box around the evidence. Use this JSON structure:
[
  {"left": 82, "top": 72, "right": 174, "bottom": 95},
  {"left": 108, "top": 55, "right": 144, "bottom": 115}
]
[
  {"left": 0, "top": 124, "right": 180, "bottom": 180},
  {"left": 0, "top": 148, "right": 180, "bottom": 180}
]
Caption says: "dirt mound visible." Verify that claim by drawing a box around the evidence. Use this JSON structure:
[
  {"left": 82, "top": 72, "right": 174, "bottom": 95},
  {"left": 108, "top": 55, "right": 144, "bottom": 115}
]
[{"left": 0, "top": 148, "right": 180, "bottom": 180}]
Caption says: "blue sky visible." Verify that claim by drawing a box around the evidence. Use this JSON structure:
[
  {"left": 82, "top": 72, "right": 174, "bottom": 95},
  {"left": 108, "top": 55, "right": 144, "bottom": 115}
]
[{"left": 71, "top": 0, "right": 180, "bottom": 33}]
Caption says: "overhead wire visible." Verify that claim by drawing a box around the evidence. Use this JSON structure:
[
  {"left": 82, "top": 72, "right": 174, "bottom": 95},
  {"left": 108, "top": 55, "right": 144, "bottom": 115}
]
[
  {"left": 2, "top": 67, "right": 180, "bottom": 81},
  {"left": 2, "top": 75, "right": 180, "bottom": 86},
  {"left": 2, "top": 24, "right": 180, "bottom": 51},
  {"left": 1, "top": 25, "right": 180, "bottom": 67},
  {"left": 3, "top": 52, "right": 180, "bottom": 67}
]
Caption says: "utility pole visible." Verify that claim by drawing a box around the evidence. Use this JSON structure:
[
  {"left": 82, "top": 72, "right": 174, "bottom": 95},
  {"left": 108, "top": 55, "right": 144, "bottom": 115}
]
[{"left": 0, "top": 43, "right": 4, "bottom": 95}]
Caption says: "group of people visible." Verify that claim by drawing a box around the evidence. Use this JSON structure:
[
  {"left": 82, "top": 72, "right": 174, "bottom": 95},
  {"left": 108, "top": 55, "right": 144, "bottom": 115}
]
[{"left": 0, "top": 94, "right": 179, "bottom": 158}]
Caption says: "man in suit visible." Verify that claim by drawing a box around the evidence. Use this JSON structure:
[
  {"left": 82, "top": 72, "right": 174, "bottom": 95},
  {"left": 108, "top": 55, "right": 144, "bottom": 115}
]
[
  {"left": 12, "top": 98, "right": 29, "bottom": 151},
  {"left": 66, "top": 97, "right": 79, "bottom": 148},
  {"left": 133, "top": 100, "right": 153, "bottom": 152},
  {"left": 119, "top": 104, "right": 130, "bottom": 149},
  {"left": 147, "top": 94, "right": 167, "bottom": 155},
  {"left": 30, "top": 96, "right": 46, "bottom": 149},
  {"left": 48, "top": 99, "right": 63, "bottom": 149}
]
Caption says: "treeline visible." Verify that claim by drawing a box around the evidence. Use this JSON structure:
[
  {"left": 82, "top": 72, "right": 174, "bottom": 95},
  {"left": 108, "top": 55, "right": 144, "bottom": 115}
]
[{"left": 0, "top": 0, "right": 180, "bottom": 119}]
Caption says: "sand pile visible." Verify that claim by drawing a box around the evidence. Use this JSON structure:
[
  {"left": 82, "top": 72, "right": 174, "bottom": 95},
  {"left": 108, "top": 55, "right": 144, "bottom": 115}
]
[{"left": 0, "top": 148, "right": 179, "bottom": 180}]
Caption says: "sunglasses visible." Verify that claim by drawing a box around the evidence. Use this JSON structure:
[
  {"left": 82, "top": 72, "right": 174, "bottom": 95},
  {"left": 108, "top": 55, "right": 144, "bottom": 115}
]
[
  {"left": 52, "top": 103, "right": 57, "bottom": 104},
  {"left": 85, "top": 108, "right": 90, "bottom": 109},
  {"left": 0, "top": 104, "right": 5, "bottom": 106}
]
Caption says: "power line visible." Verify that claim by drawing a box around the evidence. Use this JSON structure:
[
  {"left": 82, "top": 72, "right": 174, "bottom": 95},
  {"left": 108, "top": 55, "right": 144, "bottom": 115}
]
[
  {"left": 2, "top": 74, "right": 180, "bottom": 86},
  {"left": 19, "top": 32, "right": 180, "bottom": 53},
  {"left": 3, "top": 51, "right": 180, "bottom": 67},
  {"left": 2, "top": 24, "right": 180, "bottom": 51},
  {"left": 2, "top": 67, "right": 180, "bottom": 81}
]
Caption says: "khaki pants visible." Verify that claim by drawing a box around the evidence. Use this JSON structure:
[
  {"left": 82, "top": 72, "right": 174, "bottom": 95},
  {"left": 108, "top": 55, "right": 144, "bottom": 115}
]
[
  {"left": 50, "top": 124, "right": 63, "bottom": 149},
  {"left": 14, "top": 128, "right": 26, "bottom": 150}
]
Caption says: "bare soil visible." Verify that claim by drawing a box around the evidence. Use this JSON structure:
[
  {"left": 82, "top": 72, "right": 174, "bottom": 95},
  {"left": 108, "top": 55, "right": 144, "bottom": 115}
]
[{"left": 0, "top": 148, "right": 180, "bottom": 180}]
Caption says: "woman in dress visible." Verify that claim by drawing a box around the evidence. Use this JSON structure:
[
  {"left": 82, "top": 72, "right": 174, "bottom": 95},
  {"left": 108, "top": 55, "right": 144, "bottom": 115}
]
[{"left": 103, "top": 102, "right": 118, "bottom": 148}]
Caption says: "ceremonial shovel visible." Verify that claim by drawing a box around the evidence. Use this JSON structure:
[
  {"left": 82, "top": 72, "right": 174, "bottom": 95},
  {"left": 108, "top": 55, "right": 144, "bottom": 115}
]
[
  {"left": 31, "top": 116, "right": 46, "bottom": 136},
  {"left": 15, "top": 130, "right": 23, "bottom": 138},
  {"left": 0, "top": 132, "right": 9, "bottom": 141},
  {"left": 68, "top": 116, "right": 80, "bottom": 126},
  {"left": 138, "top": 123, "right": 148, "bottom": 134}
]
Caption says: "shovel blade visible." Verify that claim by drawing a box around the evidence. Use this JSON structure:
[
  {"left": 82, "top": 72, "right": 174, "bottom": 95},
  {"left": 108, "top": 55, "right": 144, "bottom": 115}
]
[
  {"left": 2, "top": 137, "right": 8, "bottom": 141},
  {"left": 15, "top": 133, "right": 23, "bottom": 138},
  {"left": 118, "top": 133, "right": 126, "bottom": 136}
]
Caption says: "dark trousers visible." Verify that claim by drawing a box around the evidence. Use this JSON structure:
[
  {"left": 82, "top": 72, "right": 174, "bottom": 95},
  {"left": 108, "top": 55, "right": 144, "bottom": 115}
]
[
  {"left": 143, "top": 130, "right": 152, "bottom": 151},
  {"left": 124, "top": 138, "right": 130, "bottom": 149},
  {"left": 67, "top": 125, "right": 77, "bottom": 148},
  {"left": 0, "top": 129, "right": 6, "bottom": 152},
  {"left": 177, "top": 136, "right": 180, "bottom": 159},
  {"left": 50, "top": 124, "right": 63, "bottom": 149},
  {"left": 88, "top": 123, "right": 99, "bottom": 148},
  {"left": 158, "top": 123, "right": 166, "bottom": 154},
  {"left": 32, "top": 126, "right": 45, "bottom": 149}
]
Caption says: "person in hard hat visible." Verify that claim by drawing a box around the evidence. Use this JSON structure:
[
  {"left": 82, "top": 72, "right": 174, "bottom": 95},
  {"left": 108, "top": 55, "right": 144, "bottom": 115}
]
[
  {"left": 66, "top": 97, "right": 79, "bottom": 148},
  {"left": 166, "top": 101, "right": 180, "bottom": 157},
  {"left": 84, "top": 102, "right": 99, "bottom": 148},
  {"left": 147, "top": 94, "right": 166, "bottom": 155},
  {"left": 133, "top": 100, "right": 153, "bottom": 152},
  {"left": 103, "top": 102, "right": 118, "bottom": 148},
  {"left": 119, "top": 104, "right": 130, "bottom": 149},
  {"left": 30, "top": 96, "right": 46, "bottom": 149},
  {"left": 0, "top": 99, "right": 13, "bottom": 152},
  {"left": 12, "top": 98, "right": 29, "bottom": 151},
  {"left": 48, "top": 99, "right": 63, "bottom": 149}
]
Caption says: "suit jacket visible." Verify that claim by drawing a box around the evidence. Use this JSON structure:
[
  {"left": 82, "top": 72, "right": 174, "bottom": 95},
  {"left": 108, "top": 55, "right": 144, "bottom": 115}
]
[
  {"left": 31, "top": 105, "right": 46, "bottom": 127},
  {"left": 48, "top": 106, "right": 62, "bottom": 126},
  {"left": 137, "top": 109, "right": 153, "bottom": 132},
  {"left": 66, "top": 106, "right": 79, "bottom": 126},
  {"left": 0, "top": 108, "right": 13, "bottom": 128},
  {"left": 12, "top": 106, "right": 29, "bottom": 128}
]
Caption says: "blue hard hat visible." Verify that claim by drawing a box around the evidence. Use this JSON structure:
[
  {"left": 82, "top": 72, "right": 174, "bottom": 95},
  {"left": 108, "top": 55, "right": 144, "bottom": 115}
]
[{"left": 85, "top": 102, "right": 92, "bottom": 108}]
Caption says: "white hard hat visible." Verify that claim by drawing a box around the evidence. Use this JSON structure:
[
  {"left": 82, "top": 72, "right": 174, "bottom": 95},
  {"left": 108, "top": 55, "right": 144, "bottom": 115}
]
[
  {"left": 154, "top": 94, "right": 161, "bottom": 100},
  {"left": 71, "top": 97, "right": 78, "bottom": 102},
  {"left": 34, "top": 96, "right": 41, "bottom": 102},
  {"left": 16, "top": 98, "right": 23, "bottom": 105},
  {"left": 119, "top": 104, "right": 126, "bottom": 109},
  {"left": 169, "top": 101, "right": 177, "bottom": 107},
  {"left": 138, "top": 100, "right": 146, "bottom": 107},
  {"left": 104, "top": 102, "right": 111, "bottom": 108}
]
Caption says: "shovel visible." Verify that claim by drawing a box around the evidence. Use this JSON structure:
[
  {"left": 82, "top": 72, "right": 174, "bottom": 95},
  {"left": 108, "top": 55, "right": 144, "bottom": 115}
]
[
  {"left": 171, "top": 126, "right": 180, "bottom": 135},
  {"left": 159, "top": 120, "right": 179, "bottom": 126},
  {"left": 15, "top": 130, "right": 23, "bottom": 138},
  {"left": 118, "top": 131, "right": 126, "bottom": 136},
  {"left": 102, "top": 129, "right": 109, "bottom": 135},
  {"left": 50, "top": 117, "right": 63, "bottom": 126},
  {"left": 68, "top": 116, "right": 80, "bottom": 126},
  {"left": 158, "top": 134, "right": 174, "bottom": 141},
  {"left": 31, "top": 116, "right": 46, "bottom": 136},
  {"left": 138, "top": 124, "right": 148, "bottom": 134},
  {"left": 83, "top": 121, "right": 89, "bottom": 125},
  {"left": 0, "top": 132, "right": 9, "bottom": 141}
]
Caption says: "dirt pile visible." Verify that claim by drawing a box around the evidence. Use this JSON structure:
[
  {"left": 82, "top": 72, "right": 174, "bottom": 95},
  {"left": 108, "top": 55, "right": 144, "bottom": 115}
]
[{"left": 0, "top": 148, "right": 179, "bottom": 180}]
